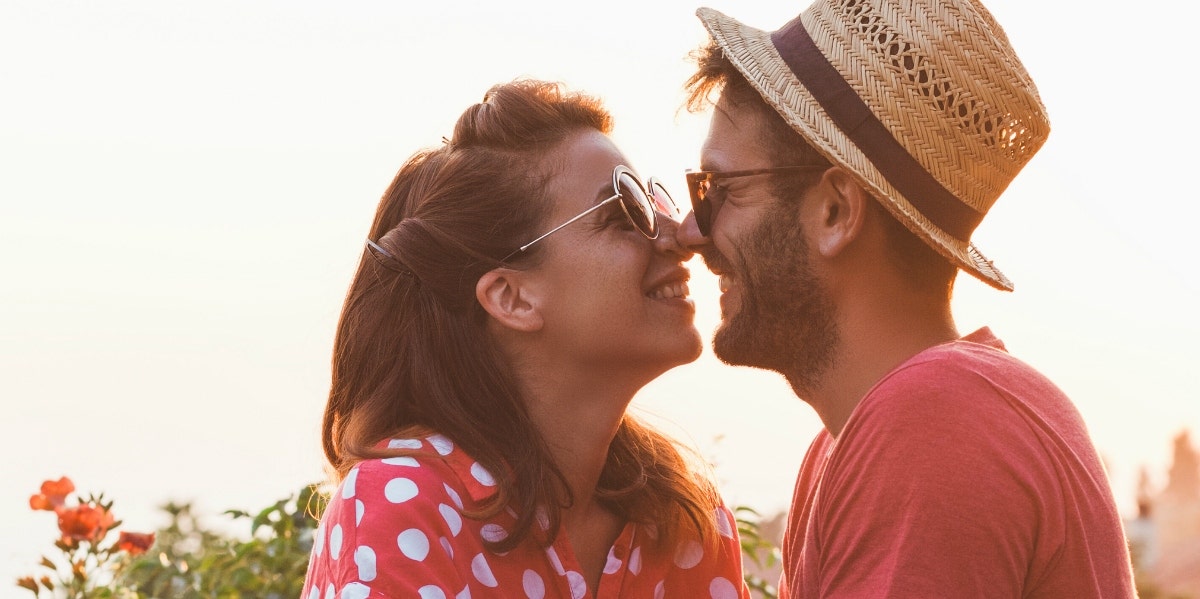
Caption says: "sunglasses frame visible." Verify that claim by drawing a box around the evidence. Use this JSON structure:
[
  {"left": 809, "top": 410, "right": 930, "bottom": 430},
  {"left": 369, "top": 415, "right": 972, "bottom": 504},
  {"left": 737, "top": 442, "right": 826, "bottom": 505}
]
[
  {"left": 686, "top": 165, "right": 830, "bottom": 236},
  {"left": 502, "top": 165, "right": 679, "bottom": 262}
]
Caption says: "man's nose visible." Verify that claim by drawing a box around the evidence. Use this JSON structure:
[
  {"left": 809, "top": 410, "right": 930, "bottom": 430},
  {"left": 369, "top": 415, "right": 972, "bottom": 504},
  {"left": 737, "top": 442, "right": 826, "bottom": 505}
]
[{"left": 674, "top": 210, "right": 710, "bottom": 252}]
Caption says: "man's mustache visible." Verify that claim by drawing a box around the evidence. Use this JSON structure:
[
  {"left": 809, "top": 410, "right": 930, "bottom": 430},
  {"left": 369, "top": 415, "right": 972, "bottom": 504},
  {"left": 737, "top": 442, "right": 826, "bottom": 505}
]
[{"left": 699, "top": 247, "right": 733, "bottom": 276}]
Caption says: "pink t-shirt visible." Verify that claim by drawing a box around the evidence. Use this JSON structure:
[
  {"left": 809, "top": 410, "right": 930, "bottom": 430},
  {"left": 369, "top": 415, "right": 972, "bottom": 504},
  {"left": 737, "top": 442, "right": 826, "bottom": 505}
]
[
  {"left": 779, "top": 328, "right": 1136, "bottom": 598},
  {"left": 302, "top": 431, "right": 750, "bottom": 599}
]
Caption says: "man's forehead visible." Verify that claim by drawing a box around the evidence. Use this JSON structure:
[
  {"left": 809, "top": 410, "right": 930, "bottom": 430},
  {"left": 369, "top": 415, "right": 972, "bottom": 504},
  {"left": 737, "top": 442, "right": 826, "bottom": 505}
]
[{"left": 701, "top": 96, "right": 771, "bottom": 170}]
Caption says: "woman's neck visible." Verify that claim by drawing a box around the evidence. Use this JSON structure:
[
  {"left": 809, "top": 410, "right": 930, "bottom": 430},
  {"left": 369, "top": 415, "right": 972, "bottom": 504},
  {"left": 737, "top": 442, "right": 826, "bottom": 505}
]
[
  {"left": 522, "top": 372, "right": 631, "bottom": 511},
  {"left": 520, "top": 369, "right": 633, "bottom": 594}
]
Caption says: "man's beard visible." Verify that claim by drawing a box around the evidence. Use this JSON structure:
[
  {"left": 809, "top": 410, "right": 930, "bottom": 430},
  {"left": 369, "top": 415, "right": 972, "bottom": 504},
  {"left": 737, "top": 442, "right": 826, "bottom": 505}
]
[{"left": 704, "top": 210, "right": 839, "bottom": 395}]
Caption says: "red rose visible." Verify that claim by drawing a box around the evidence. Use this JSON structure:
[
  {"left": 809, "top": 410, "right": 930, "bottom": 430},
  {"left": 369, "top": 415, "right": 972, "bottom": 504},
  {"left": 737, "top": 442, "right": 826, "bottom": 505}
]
[
  {"left": 29, "top": 476, "right": 75, "bottom": 511},
  {"left": 116, "top": 531, "right": 156, "bottom": 556},
  {"left": 56, "top": 504, "right": 114, "bottom": 543}
]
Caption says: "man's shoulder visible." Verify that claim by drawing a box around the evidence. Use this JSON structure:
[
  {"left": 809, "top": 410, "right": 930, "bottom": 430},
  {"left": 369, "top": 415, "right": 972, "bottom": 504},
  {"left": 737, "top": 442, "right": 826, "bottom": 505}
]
[
  {"left": 836, "top": 330, "right": 1086, "bottom": 479},
  {"left": 867, "top": 331, "right": 1061, "bottom": 411}
]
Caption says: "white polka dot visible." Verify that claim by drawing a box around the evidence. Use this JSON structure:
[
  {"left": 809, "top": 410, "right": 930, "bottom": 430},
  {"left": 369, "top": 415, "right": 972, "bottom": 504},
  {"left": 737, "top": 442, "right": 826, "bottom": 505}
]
[
  {"left": 629, "top": 546, "right": 642, "bottom": 575},
  {"left": 566, "top": 571, "right": 587, "bottom": 599},
  {"left": 325, "top": 583, "right": 335, "bottom": 599},
  {"left": 342, "top": 468, "right": 359, "bottom": 499},
  {"left": 545, "top": 546, "right": 565, "bottom": 574},
  {"left": 418, "top": 586, "right": 447, "bottom": 599},
  {"left": 314, "top": 522, "right": 325, "bottom": 557},
  {"left": 439, "top": 503, "right": 463, "bottom": 536},
  {"left": 522, "top": 569, "right": 546, "bottom": 599},
  {"left": 480, "top": 523, "right": 508, "bottom": 543},
  {"left": 329, "top": 524, "right": 344, "bottom": 560},
  {"left": 470, "top": 462, "right": 496, "bottom": 486},
  {"left": 440, "top": 536, "right": 454, "bottom": 558},
  {"left": 308, "top": 586, "right": 320, "bottom": 599},
  {"left": 356, "top": 499, "right": 365, "bottom": 525},
  {"left": 397, "top": 529, "right": 430, "bottom": 561},
  {"left": 340, "top": 582, "right": 370, "bottom": 599},
  {"left": 471, "top": 553, "right": 498, "bottom": 587},
  {"left": 674, "top": 540, "right": 703, "bottom": 569},
  {"left": 715, "top": 508, "right": 734, "bottom": 539},
  {"left": 444, "top": 483, "right": 464, "bottom": 509},
  {"left": 382, "top": 456, "right": 420, "bottom": 467},
  {"left": 388, "top": 438, "right": 423, "bottom": 449},
  {"left": 710, "top": 576, "right": 739, "bottom": 599},
  {"left": 456, "top": 587, "right": 471, "bottom": 599},
  {"left": 354, "top": 546, "right": 377, "bottom": 582},
  {"left": 427, "top": 434, "right": 454, "bottom": 455},
  {"left": 603, "top": 549, "right": 623, "bottom": 574},
  {"left": 384, "top": 478, "right": 419, "bottom": 503},
  {"left": 653, "top": 581, "right": 666, "bottom": 599}
]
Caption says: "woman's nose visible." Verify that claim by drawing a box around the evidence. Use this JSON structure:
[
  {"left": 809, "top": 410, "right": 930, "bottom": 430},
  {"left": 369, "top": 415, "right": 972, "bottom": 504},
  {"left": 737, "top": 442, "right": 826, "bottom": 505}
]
[{"left": 654, "top": 215, "right": 694, "bottom": 260}]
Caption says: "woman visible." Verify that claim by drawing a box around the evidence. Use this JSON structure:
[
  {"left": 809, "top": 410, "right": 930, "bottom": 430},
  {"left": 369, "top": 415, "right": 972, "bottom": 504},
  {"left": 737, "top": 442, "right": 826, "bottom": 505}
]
[{"left": 302, "top": 80, "right": 748, "bottom": 599}]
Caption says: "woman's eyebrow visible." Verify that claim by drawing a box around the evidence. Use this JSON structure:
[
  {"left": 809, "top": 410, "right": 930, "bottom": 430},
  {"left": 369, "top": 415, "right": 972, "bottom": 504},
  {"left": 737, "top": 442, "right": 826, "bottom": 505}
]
[{"left": 592, "top": 182, "right": 615, "bottom": 204}]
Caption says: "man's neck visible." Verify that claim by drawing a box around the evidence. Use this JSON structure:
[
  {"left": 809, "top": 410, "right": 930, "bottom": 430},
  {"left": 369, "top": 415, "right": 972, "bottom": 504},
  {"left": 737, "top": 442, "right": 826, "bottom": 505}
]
[{"left": 792, "top": 298, "right": 959, "bottom": 437}]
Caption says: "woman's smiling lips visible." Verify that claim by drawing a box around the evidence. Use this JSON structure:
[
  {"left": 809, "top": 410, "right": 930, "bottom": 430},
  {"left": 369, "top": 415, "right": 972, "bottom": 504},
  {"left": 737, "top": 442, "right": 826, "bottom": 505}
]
[{"left": 645, "top": 268, "right": 694, "bottom": 307}]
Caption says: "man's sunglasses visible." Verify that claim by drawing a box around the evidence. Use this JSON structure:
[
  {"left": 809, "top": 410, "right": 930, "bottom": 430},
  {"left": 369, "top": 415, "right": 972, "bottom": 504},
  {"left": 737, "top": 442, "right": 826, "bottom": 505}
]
[
  {"left": 685, "top": 166, "right": 830, "bottom": 236},
  {"left": 503, "top": 165, "right": 679, "bottom": 262}
]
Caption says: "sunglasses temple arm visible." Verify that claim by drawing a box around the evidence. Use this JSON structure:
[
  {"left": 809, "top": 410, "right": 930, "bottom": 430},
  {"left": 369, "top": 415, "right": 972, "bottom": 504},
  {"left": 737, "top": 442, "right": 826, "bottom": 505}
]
[{"left": 514, "top": 194, "right": 622, "bottom": 254}]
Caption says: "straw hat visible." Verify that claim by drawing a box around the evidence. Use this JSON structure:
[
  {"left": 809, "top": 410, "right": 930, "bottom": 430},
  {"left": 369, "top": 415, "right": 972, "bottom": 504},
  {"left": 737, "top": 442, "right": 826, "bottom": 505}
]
[{"left": 696, "top": 0, "right": 1050, "bottom": 291}]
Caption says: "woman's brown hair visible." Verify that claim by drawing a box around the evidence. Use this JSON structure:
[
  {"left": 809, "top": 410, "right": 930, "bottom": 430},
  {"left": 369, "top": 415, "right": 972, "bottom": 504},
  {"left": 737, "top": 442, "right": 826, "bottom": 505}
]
[{"left": 322, "top": 80, "right": 718, "bottom": 552}]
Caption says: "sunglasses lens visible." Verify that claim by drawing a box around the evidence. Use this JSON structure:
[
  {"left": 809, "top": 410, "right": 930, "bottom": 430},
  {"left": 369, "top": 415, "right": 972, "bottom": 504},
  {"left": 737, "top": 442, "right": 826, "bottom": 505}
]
[
  {"left": 616, "top": 171, "right": 656, "bottom": 237},
  {"left": 648, "top": 180, "right": 679, "bottom": 220},
  {"left": 690, "top": 178, "right": 712, "bottom": 236}
]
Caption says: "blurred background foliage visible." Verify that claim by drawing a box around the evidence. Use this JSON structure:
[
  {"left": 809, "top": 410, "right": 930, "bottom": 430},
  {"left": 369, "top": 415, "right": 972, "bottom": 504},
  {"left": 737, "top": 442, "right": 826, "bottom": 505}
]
[{"left": 114, "top": 485, "right": 324, "bottom": 599}]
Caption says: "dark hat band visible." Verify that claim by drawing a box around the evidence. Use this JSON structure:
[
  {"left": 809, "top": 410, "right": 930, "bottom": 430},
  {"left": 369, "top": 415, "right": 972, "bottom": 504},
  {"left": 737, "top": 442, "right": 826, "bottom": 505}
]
[{"left": 770, "top": 17, "right": 983, "bottom": 241}]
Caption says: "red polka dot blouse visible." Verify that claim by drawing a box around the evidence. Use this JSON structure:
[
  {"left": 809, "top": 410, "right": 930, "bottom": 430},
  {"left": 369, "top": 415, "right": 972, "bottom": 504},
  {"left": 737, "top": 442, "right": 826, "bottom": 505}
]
[{"left": 301, "top": 432, "right": 751, "bottom": 599}]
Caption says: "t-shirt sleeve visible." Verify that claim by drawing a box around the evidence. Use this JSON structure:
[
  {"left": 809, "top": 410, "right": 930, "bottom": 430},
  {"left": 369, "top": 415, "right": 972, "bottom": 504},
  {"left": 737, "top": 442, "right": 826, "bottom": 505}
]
[
  {"left": 812, "top": 358, "right": 1053, "bottom": 597},
  {"left": 310, "top": 458, "right": 473, "bottom": 599}
]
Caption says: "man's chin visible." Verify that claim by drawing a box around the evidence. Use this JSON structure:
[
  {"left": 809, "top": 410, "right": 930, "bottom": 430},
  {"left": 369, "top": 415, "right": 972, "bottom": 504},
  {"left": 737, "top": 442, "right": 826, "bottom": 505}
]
[{"left": 711, "top": 320, "right": 763, "bottom": 369}]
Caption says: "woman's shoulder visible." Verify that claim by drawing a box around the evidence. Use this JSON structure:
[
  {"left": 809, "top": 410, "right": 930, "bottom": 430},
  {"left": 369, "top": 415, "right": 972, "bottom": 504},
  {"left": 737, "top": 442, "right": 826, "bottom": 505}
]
[{"left": 343, "top": 431, "right": 499, "bottom": 510}]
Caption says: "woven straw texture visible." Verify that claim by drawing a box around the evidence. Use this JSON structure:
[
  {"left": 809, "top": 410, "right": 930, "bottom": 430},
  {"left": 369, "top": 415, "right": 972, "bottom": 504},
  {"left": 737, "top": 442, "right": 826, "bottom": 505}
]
[{"left": 697, "top": 0, "right": 1050, "bottom": 291}]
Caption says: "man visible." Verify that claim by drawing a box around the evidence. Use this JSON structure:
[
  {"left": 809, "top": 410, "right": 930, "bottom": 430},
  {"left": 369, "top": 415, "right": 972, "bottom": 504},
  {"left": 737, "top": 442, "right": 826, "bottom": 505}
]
[{"left": 676, "top": 0, "right": 1136, "bottom": 596}]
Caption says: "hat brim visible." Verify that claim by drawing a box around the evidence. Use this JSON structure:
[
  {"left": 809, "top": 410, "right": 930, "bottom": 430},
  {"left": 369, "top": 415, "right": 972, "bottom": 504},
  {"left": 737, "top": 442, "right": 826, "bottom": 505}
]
[{"left": 696, "top": 7, "right": 1013, "bottom": 291}]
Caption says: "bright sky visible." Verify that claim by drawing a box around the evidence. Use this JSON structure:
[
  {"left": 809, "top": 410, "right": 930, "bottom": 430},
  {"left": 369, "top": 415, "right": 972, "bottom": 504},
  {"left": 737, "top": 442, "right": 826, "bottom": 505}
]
[{"left": 3, "top": 0, "right": 1197, "bottom": 587}]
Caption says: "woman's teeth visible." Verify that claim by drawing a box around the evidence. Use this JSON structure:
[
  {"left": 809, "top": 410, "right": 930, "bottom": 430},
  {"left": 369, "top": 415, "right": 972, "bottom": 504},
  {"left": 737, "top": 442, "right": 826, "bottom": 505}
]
[{"left": 648, "top": 282, "right": 689, "bottom": 300}]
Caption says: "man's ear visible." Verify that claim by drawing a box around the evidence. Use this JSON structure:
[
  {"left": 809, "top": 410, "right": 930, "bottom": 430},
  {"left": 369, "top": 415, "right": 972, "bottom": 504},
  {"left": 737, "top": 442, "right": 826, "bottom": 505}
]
[
  {"left": 476, "top": 268, "right": 544, "bottom": 333},
  {"left": 811, "top": 167, "right": 870, "bottom": 258}
]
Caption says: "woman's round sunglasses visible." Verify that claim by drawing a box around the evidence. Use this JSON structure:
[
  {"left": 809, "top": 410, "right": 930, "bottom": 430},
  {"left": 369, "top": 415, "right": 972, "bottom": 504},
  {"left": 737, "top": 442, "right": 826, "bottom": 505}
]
[{"left": 502, "top": 165, "right": 679, "bottom": 262}]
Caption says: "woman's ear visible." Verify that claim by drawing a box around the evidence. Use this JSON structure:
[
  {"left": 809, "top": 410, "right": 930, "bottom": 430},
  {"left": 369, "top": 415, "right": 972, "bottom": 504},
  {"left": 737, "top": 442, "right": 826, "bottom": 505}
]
[
  {"left": 811, "top": 167, "right": 870, "bottom": 258},
  {"left": 476, "top": 268, "right": 544, "bottom": 333}
]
